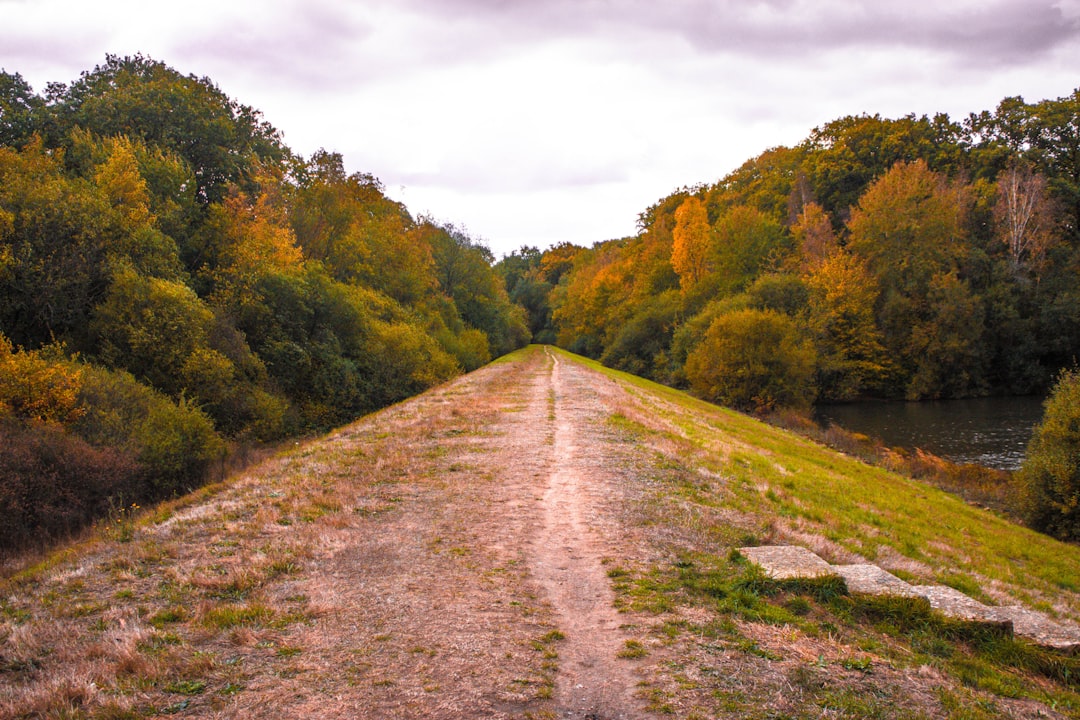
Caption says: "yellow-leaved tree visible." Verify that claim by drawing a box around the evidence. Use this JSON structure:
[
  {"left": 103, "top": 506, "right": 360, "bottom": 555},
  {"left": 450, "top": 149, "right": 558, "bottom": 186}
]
[{"left": 671, "top": 196, "right": 712, "bottom": 292}]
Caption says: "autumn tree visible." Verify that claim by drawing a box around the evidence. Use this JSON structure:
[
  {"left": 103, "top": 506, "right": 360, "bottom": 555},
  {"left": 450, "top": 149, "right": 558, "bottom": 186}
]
[
  {"left": 684, "top": 308, "right": 816, "bottom": 412},
  {"left": 790, "top": 202, "right": 836, "bottom": 269},
  {"left": 802, "top": 251, "right": 888, "bottom": 400},
  {"left": 995, "top": 160, "right": 1056, "bottom": 275},
  {"left": 0, "top": 138, "right": 114, "bottom": 348},
  {"left": 671, "top": 196, "right": 712, "bottom": 291},
  {"left": 802, "top": 114, "right": 963, "bottom": 223},
  {"left": 290, "top": 151, "right": 433, "bottom": 306},
  {"left": 846, "top": 159, "right": 975, "bottom": 394},
  {"left": 847, "top": 159, "right": 966, "bottom": 296},
  {"left": 90, "top": 266, "right": 216, "bottom": 396}
]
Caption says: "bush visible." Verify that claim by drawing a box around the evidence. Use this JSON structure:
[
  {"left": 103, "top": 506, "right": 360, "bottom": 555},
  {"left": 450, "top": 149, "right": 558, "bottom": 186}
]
[
  {"left": 75, "top": 364, "right": 225, "bottom": 498},
  {"left": 0, "top": 335, "right": 84, "bottom": 424},
  {"left": 0, "top": 419, "right": 144, "bottom": 550},
  {"left": 1020, "top": 369, "right": 1080, "bottom": 540},
  {"left": 684, "top": 308, "right": 817, "bottom": 412}
]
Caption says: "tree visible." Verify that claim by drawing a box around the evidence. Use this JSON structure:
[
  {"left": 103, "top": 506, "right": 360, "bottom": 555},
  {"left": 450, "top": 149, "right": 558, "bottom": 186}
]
[
  {"left": 0, "top": 138, "right": 114, "bottom": 348},
  {"left": 802, "top": 252, "right": 889, "bottom": 400},
  {"left": 791, "top": 202, "right": 836, "bottom": 269},
  {"left": 711, "top": 205, "right": 788, "bottom": 296},
  {"left": 847, "top": 159, "right": 967, "bottom": 297},
  {"left": 994, "top": 160, "right": 1056, "bottom": 276},
  {"left": 290, "top": 151, "right": 433, "bottom": 305},
  {"left": 684, "top": 308, "right": 816, "bottom": 412},
  {"left": 599, "top": 290, "right": 681, "bottom": 380},
  {"left": 1019, "top": 368, "right": 1080, "bottom": 541},
  {"left": 671, "top": 196, "right": 712, "bottom": 291},
  {"left": 846, "top": 160, "right": 974, "bottom": 394},
  {"left": 55, "top": 54, "right": 289, "bottom": 204},
  {"left": 801, "top": 114, "right": 963, "bottom": 223},
  {"left": 905, "top": 271, "right": 986, "bottom": 399},
  {"left": 0, "top": 71, "right": 44, "bottom": 147},
  {"left": 420, "top": 219, "right": 528, "bottom": 356},
  {"left": 90, "top": 267, "right": 217, "bottom": 396}
]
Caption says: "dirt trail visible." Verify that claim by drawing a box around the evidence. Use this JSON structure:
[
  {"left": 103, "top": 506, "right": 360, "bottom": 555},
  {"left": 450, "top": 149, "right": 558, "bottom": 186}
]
[
  {"left": 0, "top": 346, "right": 652, "bottom": 719},
  {"left": 527, "top": 348, "right": 643, "bottom": 719}
]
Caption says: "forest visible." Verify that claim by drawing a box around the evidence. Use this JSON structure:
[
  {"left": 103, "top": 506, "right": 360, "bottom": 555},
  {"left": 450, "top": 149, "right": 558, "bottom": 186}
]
[
  {"left": 0, "top": 55, "right": 528, "bottom": 550},
  {"left": 4, "top": 54, "right": 1080, "bottom": 550},
  {"left": 501, "top": 92, "right": 1080, "bottom": 414}
]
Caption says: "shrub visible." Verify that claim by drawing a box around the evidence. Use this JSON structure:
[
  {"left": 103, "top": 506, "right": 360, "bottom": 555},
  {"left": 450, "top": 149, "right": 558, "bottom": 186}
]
[
  {"left": 0, "top": 335, "right": 84, "bottom": 424},
  {"left": 75, "top": 364, "right": 225, "bottom": 498},
  {"left": 684, "top": 308, "right": 817, "bottom": 412},
  {"left": 1019, "top": 369, "right": 1080, "bottom": 540},
  {"left": 0, "top": 419, "right": 143, "bottom": 550}
]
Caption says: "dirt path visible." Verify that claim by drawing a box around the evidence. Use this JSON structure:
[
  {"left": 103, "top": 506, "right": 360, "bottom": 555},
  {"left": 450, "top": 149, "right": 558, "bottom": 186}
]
[
  {"left": 527, "top": 348, "right": 643, "bottom": 719},
  {"left": 0, "top": 346, "right": 651, "bottom": 719}
]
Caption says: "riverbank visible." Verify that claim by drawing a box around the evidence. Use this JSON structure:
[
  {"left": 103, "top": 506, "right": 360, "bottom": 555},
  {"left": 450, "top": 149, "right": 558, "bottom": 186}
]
[{"left": 767, "top": 408, "right": 1022, "bottom": 522}]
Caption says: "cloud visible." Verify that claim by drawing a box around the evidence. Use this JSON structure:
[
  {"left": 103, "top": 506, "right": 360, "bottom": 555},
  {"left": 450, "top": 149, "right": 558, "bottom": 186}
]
[
  {"left": 388, "top": 0, "right": 1080, "bottom": 67},
  {"left": 170, "top": 0, "right": 377, "bottom": 92}
]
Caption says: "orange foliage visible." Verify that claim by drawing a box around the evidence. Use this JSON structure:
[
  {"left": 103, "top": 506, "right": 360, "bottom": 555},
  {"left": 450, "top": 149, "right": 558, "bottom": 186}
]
[
  {"left": 671, "top": 196, "right": 712, "bottom": 290},
  {"left": 791, "top": 202, "right": 836, "bottom": 269},
  {"left": 0, "top": 335, "right": 84, "bottom": 425}
]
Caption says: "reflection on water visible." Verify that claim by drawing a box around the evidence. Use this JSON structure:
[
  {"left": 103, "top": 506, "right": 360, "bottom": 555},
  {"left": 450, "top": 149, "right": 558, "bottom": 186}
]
[{"left": 813, "top": 395, "right": 1047, "bottom": 471}]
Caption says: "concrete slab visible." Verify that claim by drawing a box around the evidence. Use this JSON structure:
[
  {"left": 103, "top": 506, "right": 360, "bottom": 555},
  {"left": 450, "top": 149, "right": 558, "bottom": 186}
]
[
  {"left": 739, "top": 545, "right": 836, "bottom": 580},
  {"left": 831, "top": 564, "right": 922, "bottom": 598},
  {"left": 741, "top": 547, "right": 1080, "bottom": 653},
  {"left": 990, "top": 606, "right": 1080, "bottom": 653},
  {"left": 910, "top": 586, "right": 1012, "bottom": 630}
]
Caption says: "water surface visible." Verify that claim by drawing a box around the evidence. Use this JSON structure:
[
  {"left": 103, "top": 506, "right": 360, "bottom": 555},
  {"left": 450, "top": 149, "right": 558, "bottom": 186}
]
[{"left": 814, "top": 395, "right": 1046, "bottom": 471}]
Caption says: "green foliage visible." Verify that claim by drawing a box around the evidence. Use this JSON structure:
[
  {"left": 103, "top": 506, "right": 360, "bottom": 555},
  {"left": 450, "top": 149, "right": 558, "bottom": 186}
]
[
  {"left": 0, "top": 72, "right": 44, "bottom": 147},
  {"left": 1020, "top": 369, "right": 1080, "bottom": 540},
  {"left": 599, "top": 290, "right": 680, "bottom": 380},
  {"left": 91, "top": 267, "right": 216, "bottom": 394},
  {"left": 421, "top": 219, "right": 529, "bottom": 356},
  {"left": 684, "top": 308, "right": 817, "bottom": 412},
  {"left": 54, "top": 54, "right": 289, "bottom": 204},
  {"left": 0, "top": 54, "right": 530, "bottom": 552}
]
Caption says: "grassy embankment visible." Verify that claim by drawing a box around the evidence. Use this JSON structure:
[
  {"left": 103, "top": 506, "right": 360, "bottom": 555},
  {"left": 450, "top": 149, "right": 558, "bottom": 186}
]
[{"left": 546, "top": 347, "right": 1080, "bottom": 716}]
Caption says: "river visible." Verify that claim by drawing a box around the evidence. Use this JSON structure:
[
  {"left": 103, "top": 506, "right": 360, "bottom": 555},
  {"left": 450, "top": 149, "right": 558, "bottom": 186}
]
[{"left": 813, "top": 395, "right": 1047, "bottom": 471}]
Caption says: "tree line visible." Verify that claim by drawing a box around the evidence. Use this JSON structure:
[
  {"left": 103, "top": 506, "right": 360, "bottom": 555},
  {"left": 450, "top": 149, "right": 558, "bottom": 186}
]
[
  {"left": 502, "top": 94, "right": 1080, "bottom": 410},
  {"left": 0, "top": 55, "right": 528, "bottom": 550}
]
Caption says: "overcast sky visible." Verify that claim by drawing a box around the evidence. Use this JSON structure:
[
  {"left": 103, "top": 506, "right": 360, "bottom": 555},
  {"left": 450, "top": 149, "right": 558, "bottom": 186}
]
[{"left": 3, "top": 0, "right": 1080, "bottom": 256}]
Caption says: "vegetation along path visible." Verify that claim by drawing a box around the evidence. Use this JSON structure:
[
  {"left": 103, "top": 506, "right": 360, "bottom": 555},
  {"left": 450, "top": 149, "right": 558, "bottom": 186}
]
[{"left": 5, "top": 346, "right": 1080, "bottom": 719}]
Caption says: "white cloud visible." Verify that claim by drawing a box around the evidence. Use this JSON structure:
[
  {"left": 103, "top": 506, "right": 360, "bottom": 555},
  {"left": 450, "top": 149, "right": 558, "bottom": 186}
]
[{"left": 2, "top": 0, "right": 1079, "bottom": 255}]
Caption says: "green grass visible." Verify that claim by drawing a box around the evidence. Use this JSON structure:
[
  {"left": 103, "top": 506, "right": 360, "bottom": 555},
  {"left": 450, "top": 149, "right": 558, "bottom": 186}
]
[
  {"left": 539, "top": 347, "right": 1080, "bottom": 711},
  {"left": 200, "top": 603, "right": 275, "bottom": 629},
  {"left": 617, "top": 639, "right": 649, "bottom": 658},
  {"left": 549, "top": 346, "right": 1080, "bottom": 618}
]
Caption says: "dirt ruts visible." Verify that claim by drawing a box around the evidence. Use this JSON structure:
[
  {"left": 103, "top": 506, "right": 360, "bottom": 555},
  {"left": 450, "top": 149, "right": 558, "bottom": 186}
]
[{"left": 526, "top": 348, "right": 644, "bottom": 719}]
